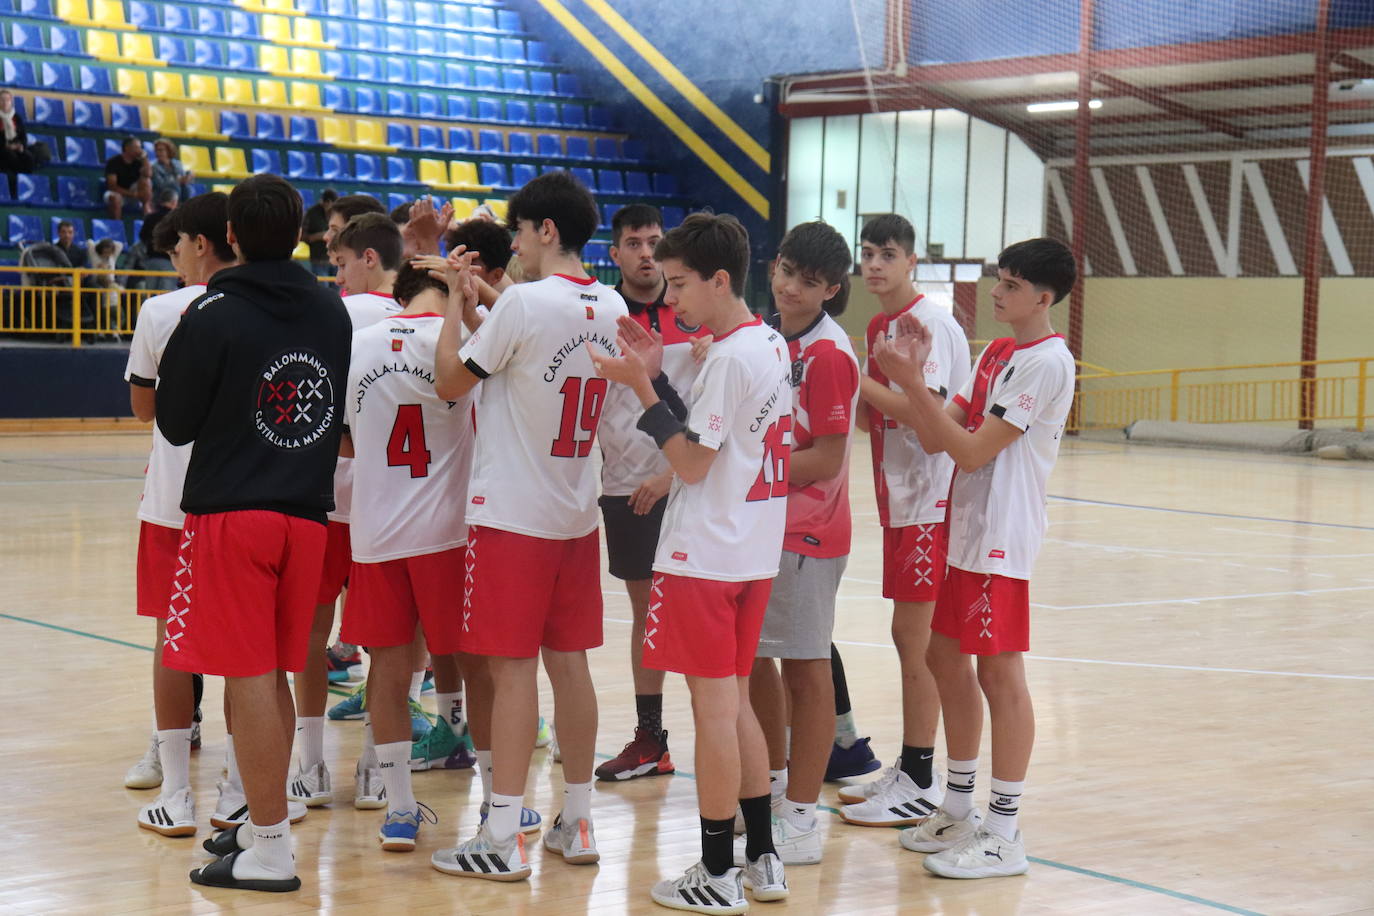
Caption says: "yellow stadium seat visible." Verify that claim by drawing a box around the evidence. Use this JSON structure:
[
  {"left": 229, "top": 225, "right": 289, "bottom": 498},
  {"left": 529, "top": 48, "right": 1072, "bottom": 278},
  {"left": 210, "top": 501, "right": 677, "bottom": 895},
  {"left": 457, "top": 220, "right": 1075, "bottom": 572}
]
[
  {"left": 187, "top": 74, "right": 220, "bottom": 103},
  {"left": 84, "top": 29, "right": 119, "bottom": 60},
  {"left": 146, "top": 104, "right": 182, "bottom": 135},
  {"left": 115, "top": 68, "right": 151, "bottom": 98},
  {"left": 214, "top": 147, "right": 250, "bottom": 179},
  {"left": 262, "top": 15, "right": 293, "bottom": 43},
  {"left": 419, "top": 159, "right": 452, "bottom": 189},
  {"left": 223, "top": 77, "right": 255, "bottom": 106},
  {"left": 268, "top": 0, "right": 300, "bottom": 14},
  {"left": 292, "top": 241, "right": 311, "bottom": 261},
  {"left": 450, "top": 197, "right": 479, "bottom": 221},
  {"left": 91, "top": 0, "right": 132, "bottom": 29},
  {"left": 56, "top": 0, "right": 91, "bottom": 23},
  {"left": 483, "top": 198, "right": 509, "bottom": 221},
  {"left": 152, "top": 71, "right": 187, "bottom": 101},
  {"left": 120, "top": 32, "right": 155, "bottom": 63},
  {"left": 256, "top": 79, "right": 289, "bottom": 107},
  {"left": 211, "top": 183, "right": 236, "bottom": 194},
  {"left": 449, "top": 161, "right": 486, "bottom": 190},
  {"left": 183, "top": 107, "right": 222, "bottom": 138},
  {"left": 292, "top": 18, "right": 328, "bottom": 46},
  {"left": 290, "top": 49, "right": 323, "bottom": 78},
  {"left": 289, "top": 81, "right": 323, "bottom": 110},
  {"left": 321, "top": 117, "right": 352, "bottom": 146},
  {"left": 352, "top": 120, "right": 388, "bottom": 150},
  {"left": 180, "top": 146, "right": 213, "bottom": 175},
  {"left": 259, "top": 45, "right": 291, "bottom": 74}
]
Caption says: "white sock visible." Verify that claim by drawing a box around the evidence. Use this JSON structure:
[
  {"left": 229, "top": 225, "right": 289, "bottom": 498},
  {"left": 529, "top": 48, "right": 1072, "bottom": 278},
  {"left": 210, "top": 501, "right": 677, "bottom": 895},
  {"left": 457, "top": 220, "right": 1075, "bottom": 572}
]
[
  {"left": 487, "top": 791, "right": 522, "bottom": 843},
  {"left": 231, "top": 818, "right": 293, "bottom": 879},
  {"left": 376, "top": 741, "right": 416, "bottom": 814},
  {"left": 436, "top": 691, "right": 462, "bottom": 729},
  {"left": 296, "top": 717, "right": 325, "bottom": 770},
  {"left": 409, "top": 670, "right": 424, "bottom": 702},
  {"left": 156, "top": 728, "right": 193, "bottom": 794},
  {"left": 225, "top": 734, "right": 242, "bottom": 792},
  {"left": 476, "top": 750, "right": 493, "bottom": 804},
  {"left": 943, "top": 758, "right": 978, "bottom": 819},
  {"left": 563, "top": 781, "right": 592, "bottom": 823},
  {"left": 781, "top": 798, "right": 817, "bottom": 832},
  {"left": 768, "top": 769, "right": 788, "bottom": 802},
  {"left": 834, "top": 711, "right": 858, "bottom": 749},
  {"left": 359, "top": 714, "right": 379, "bottom": 769},
  {"left": 985, "top": 777, "right": 1023, "bottom": 841}
]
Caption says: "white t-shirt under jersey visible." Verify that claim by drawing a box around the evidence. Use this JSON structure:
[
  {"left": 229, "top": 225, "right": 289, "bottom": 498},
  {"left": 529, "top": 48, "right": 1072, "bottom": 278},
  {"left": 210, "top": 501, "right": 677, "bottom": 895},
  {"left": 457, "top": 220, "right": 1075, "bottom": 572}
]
[
  {"left": 345, "top": 312, "right": 476, "bottom": 562},
  {"left": 459, "top": 274, "right": 629, "bottom": 539},
  {"left": 330, "top": 291, "right": 404, "bottom": 524},
  {"left": 123, "top": 284, "right": 205, "bottom": 528},
  {"left": 864, "top": 294, "right": 972, "bottom": 528},
  {"left": 654, "top": 317, "right": 792, "bottom": 582},
  {"left": 946, "top": 334, "right": 1075, "bottom": 580}
]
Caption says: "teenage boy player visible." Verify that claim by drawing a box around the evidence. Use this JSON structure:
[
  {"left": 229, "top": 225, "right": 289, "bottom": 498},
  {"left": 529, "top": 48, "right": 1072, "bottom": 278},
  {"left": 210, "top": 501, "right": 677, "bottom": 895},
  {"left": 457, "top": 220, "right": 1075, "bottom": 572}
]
[{"left": 869, "top": 237, "right": 1077, "bottom": 879}]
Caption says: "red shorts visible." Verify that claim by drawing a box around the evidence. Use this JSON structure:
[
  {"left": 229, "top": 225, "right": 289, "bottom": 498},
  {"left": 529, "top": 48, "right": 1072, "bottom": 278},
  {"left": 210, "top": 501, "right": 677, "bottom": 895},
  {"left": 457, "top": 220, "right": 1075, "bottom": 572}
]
[
  {"left": 459, "top": 526, "right": 602, "bottom": 658},
  {"left": 161, "top": 510, "right": 328, "bottom": 677},
  {"left": 643, "top": 573, "right": 773, "bottom": 679},
  {"left": 341, "top": 548, "right": 465, "bottom": 654},
  {"left": 136, "top": 521, "right": 182, "bottom": 619},
  {"left": 930, "top": 565, "right": 1030, "bottom": 655},
  {"left": 316, "top": 520, "right": 351, "bottom": 604},
  {"left": 882, "top": 523, "right": 948, "bottom": 602}
]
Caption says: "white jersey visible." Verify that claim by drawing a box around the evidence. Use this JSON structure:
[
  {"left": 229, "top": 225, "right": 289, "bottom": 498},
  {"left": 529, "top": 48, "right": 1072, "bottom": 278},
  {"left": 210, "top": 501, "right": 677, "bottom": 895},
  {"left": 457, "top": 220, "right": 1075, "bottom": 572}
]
[
  {"left": 330, "top": 291, "right": 404, "bottom": 523},
  {"left": 864, "top": 295, "right": 971, "bottom": 528},
  {"left": 598, "top": 292, "right": 704, "bottom": 496},
  {"left": 345, "top": 312, "right": 475, "bottom": 562},
  {"left": 947, "top": 334, "right": 1075, "bottom": 580},
  {"left": 460, "top": 274, "right": 629, "bottom": 539},
  {"left": 654, "top": 317, "right": 792, "bottom": 582},
  {"left": 123, "top": 284, "right": 205, "bottom": 528}
]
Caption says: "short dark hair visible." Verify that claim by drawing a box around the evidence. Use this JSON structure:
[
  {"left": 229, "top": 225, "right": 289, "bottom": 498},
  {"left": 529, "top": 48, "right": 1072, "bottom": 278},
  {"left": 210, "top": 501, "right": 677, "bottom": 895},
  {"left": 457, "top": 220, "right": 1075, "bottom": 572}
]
[
  {"left": 57, "top": 219, "right": 74, "bottom": 232},
  {"left": 150, "top": 209, "right": 181, "bottom": 254},
  {"left": 444, "top": 219, "right": 512, "bottom": 272},
  {"left": 391, "top": 261, "right": 448, "bottom": 306},
  {"left": 227, "top": 175, "right": 302, "bottom": 262},
  {"left": 860, "top": 213, "right": 917, "bottom": 256},
  {"left": 156, "top": 188, "right": 178, "bottom": 206},
  {"left": 611, "top": 203, "right": 662, "bottom": 246},
  {"left": 328, "top": 193, "right": 386, "bottom": 223},
  {"left": 389, "top": 202, "right": 411, "bottom": 225},
  {"left": 654, "top": 212, "right": 749, "bottom": 298},
  {"left": 998, "top": 237, "right": 1077, "bottom": 304},
  {"left": 777, "top": 220, "right": 853, "bottom": 316},
  {"left": 177, "top": 191, "right": 234, "bottom": 262},
  {"left": 121, "top": 136, "right": 141, "bottom": 152},
  {"left": 95, "top": 238, "right": 117, "bottom": 256},
  {"left": 505, "top": 170, "right": 599, "bottom": 255},
  {"left": 319, "top": 188, "right": 339, "bottom": 205},
  {"left": 332, "top": 212, "right": 403, "bottom": 271}
]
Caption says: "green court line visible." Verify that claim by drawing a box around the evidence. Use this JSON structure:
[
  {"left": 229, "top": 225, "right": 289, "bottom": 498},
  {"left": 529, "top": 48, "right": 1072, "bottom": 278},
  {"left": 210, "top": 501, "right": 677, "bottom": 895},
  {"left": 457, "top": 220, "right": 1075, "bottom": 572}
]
[{"left": 5, "top": 610, "right": 1264, "bottom": 914}]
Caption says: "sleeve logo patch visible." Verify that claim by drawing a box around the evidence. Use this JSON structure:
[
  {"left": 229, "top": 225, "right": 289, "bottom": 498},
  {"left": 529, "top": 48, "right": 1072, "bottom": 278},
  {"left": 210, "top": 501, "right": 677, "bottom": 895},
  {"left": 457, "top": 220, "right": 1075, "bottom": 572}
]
[
  {"left": 708, "top": 414, "right": 723, "bottom": 433},
  {"left": 671, "top": 551, "right": 688, "bottom": 561},
  {"left": 391, "top": 338, "right": 403, "bottom": 352},
  {"left": 1017, "top": 393, "right": 1036, "bottom": 411},
  {"left": 471, "top": 495, "right": 486, "bottom": 505},
  {"left": 987, "top": 549, "right": 1005, "bottom": 559}
]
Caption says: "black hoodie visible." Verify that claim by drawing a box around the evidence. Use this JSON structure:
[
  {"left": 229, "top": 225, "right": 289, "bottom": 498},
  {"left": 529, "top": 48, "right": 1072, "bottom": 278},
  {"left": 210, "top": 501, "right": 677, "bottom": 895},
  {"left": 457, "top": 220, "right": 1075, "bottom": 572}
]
[{"left": 157, "top": 260, "right": 351, "bottom": 523}]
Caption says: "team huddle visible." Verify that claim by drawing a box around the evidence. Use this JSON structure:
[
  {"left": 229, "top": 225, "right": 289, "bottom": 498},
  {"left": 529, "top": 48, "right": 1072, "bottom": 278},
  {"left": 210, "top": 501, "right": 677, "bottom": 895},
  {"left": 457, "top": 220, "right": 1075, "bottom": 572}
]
[{"left": 121, "top": 168, "right": 1078, "bottom": 912}]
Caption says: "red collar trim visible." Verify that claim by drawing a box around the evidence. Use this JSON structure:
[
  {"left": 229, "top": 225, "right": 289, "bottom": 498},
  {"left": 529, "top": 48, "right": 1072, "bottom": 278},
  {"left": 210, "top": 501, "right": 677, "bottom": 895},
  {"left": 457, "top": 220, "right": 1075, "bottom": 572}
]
[
  {"left": 713, "top": 315, "right": 763, "bottom": 342},
  {"left": 1015, "top": 333, "right": 1063, "bottom": 350},
  {"left": 392, "top": 312, "right": 443, "bottom": 319},
  {"left": 553, "top": 273, "right": 596, "bottom": 286}
]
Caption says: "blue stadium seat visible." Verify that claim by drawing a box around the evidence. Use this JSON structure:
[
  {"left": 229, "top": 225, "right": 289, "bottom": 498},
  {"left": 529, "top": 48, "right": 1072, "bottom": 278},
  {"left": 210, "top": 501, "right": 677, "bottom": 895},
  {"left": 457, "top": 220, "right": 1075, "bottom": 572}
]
[
  {"left": 414, "top": 29, "right": 439, "bottom": 56},
  {"left": 557, "top": 73, "right": 581, "bottom": 97},
  {"left": 446, "top": 96, "right": 470, "bottom": 120},
  {"left": 565, "top": 136, "right": 590, "bottom": 159},
  {"left": 601, "top": 203, "right": 620, "bottom": 228},
  {"left": 503, "top": 69, "right": 529, "bottom": 94},
  {"left": 386, "top": 58, "right": 411, "bottom": 84},
  {"left": 469, "top": 7, "right": 495, "bottom": 30},
  {"left": 385, "top": 192, "right": 409, "bottom": 210},
  {"left": 102, "top": 139, "right": 122, "bottom": 160},
  {"left": 506, "top": 100, "right": 530, "bottom": 124},
  {"left": 110, "top": 103, "right": 143, "bottom": 132},
  {"left": 193, "top": 38, "right": 224, "bottom": 67},
  {"left": 32, "top": 96, "right": 66, "bottom": 126},
  {"left": 415, "top": 92, "right": 440, "bottom": 118},
  {"left": 80, "top": 65, "right": 114, "bottom": 94},
  {"left": 163, "top": 3, "right": 193, "bottom": 32},
  {"left": 290, "top": 116, "right": 319, "bottom": 144},
  {"left": 19, "top": 0, "right": 56, "bottom": 18},
  {"left": 323, "top": 20, "right": 349, "bottom": 45},
  {"left": 387, "top": 123, "right": 413, "bottom": 148},
  {"left": 72, "top": 98, "right": 104, "bottom": 128},
  {"left": 624, "top": 171, "right": 652, "bottom": 196},
  {"left": 221, "top": 110, "right": 250, "bottom": 139},
  {"left": 413, "top": 0, "right": 437, "bottom": 23},
  {"left": 48, "top": 26, "right": 83, "bottom": 56},
  {"left": 255, "top": 113, "right": 285, "bottom": 141},
  {"left": 584, "top": 242, "right": 610, "bottom": 266},
  {"left": 322, "top": 50, "right": 350, "bottom": 79},
  {"left": 477, "top": 97, "right": 502, "bottom": 122},
  {"left": 226, "top": 41, "right": 255, "bottom": 70},
  {"left": 562, "top": 104, "right": 586, "bottom": 128},
  {"left": 441, "top": 2, "right": 466, "bottom": 27},
  {"left": 443, "top": 32, "right": 471, "bottom": 57},
  {"left": 64, "top": 136, "right": 100, "bottom": 167},
  {"left": 622, "top": 139, "right": 645, "bottom": 161},
  {"left": 443, "top": 62, "right": 469, "bottom": 88},
  {"left": 386, "top": 156, "right": 415, "bottom": 183},
  {"left": 593, "top": 138, "right": 618, "bottom": 161},
  {"left": 131, "top": 219, "right": 143, "bottom": 241},
  {"left": 354, "top": 154, "right": 382, "bottom": 182},
  {"left": 527, "top": 41, "right": 550, "bottom": 64},
  {"left": 129, "top": 0, "right": 158, "bottom": 27},
  {"left": 287, "top": 149, "right": 318, "bottom": 179},
  {"left": 598, "top": 170, "right": 624, "bottom": 195},
  {"left": 661, "top": 206, "right": 685, "bottom": 228},
  {"left": 384, "top": 27, "right": 411, "bottom": 52},
  {"left": 39, "top": 62, "right": 74, "bottom": 91},
  {"left": 508, "top": 132, "right": 533, "bottom": 156},
  {"left": 533, "top": 102, "right": 559, "bottom": 127},
  {"left": 17, "top": 174, "right": 53, "bottom": 205},
  {"left": 92, "top": 218, "right": 126, "bottom": 245},
  {"left": 319, "top": 151, "right": 346, "bottom": 181},
  {"left": 324, "top": 0, "right": 351, "bottom": 15},
  {"left": 498, "top": 9, "right": 521, "bottom": 32},
  {"left": 196, "top": 7, "right": 227, "bottom": 34},
  {"left": 474, "top": 66, "right": 499, "bottom": 91},
  {"left": 529, "top": 70, "right": 555, "bottom": 96},
  {"left": 4, "top": 23, "right": 33, "bottom": 51},
  {"left": 448, "top": 127, "right": 473, "bottom": 152},
  {"left": 383, "top": 0, "right": 411, "bottom": 22},
  {"left": 251, "top": 149, "right": 282, "bottom": 175},
  {"left": 356, "top": 0, "right": 380, "bottom": 19},
  {"left": 4, "top": 59, "right": 39, "bottom": 88},
  {"left": 298, "top": 0, "right": 325, "bottom": 13},
  {"left": 8, "top": 214, "right": 43, "bottom": 247},
  {"left": 479, "top": 162, "right": 508, "bottom": 188},
  {"left": 588, "top": 105, "right": 612, "bottom": 129},
  {"left": 158, "top": 36, "right": 189, "bottom": 65},
  {"left": 570, "top": 167, "right": 595, "bottom": 189},
  {"left": 386, "top": 90, "right": 412, "bottom": 116},
  {"left": 536, "top": 133, "right": 561, "bottom": 157},
  {"left": 356, "top": 23, "right": 381, "bottom": 49},
  {"left": 500, "top": 38, "right": 524, "bottom": 63},
  {"left": 471, "top": 35, "right": 498, "bottom": 60},
  {"left": 227, "top": 9, "right": 257, "bottom": 37},
  {"left": 653, "top": 173, "right": 678, "bottom": 196},
  {"left": 57, "top": 175, "right": 94, "bottom": 207},
  {"left": 415, "top": 58, "right": 440, "bottom": 86},
  {"left": 355, "top": 87, "right": 381, "bottom": 114},
  {"left": 27, "top": 131, "right": 56, "bottom": 158},
  {"left": 479, "top": 130, "right": 504, "bottom": 155},
  {"left": 323, "top": 83, "right": 350, "bottom": 110},
  {"left": 511, "top": 162, "right": 537, "bottom": 187},
  {"left": 355, "top": 55, "right": 382, "bottom": 83},
  {"left": 416, "top": 125, "right": 442, "bottom": 151}
]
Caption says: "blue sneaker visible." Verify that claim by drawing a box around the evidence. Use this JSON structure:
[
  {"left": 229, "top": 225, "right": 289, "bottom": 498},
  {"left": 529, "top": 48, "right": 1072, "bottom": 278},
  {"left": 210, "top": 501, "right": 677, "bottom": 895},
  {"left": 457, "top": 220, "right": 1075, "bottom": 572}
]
[
  {"left": 409, "top": 698, "right": 434, "bottom": 741},
  {"left": 327, "top": 684, "right": 366, "bottom": 721},
  {"left": 480, "top": 799, "right": 542, "bottom": 834},
  {"left": 825, "top": 736, "right": 882, "bottom": 781},
  {"left": 534, "top": 716, "right": 552, "bottom": 748},
  {"left": 379, "top": 802, "right": 437, "bottom": 852}
]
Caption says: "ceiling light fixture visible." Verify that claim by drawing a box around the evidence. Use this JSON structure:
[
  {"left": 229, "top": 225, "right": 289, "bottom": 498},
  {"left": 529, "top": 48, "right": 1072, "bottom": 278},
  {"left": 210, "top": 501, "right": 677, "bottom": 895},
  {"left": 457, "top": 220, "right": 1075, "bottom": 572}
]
[{"left": 1026, "top": 99, "right": 1103, "bottom": 113}]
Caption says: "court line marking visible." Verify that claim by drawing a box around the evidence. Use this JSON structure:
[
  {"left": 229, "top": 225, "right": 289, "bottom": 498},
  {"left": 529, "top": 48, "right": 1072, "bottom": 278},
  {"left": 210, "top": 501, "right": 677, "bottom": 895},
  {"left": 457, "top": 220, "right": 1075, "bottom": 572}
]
[
  {"left": 1047, "top": 494, "right": 1374, "bottom": 532},
  {"left": 1043, "top": 537, "right": 1373, "bottom": 561},
  {"left": 1212, "top": 526, "right": 1335, "bottom": 542},
  {"left": 838, "top": 579, "right": 1374, "bottom": 611}
]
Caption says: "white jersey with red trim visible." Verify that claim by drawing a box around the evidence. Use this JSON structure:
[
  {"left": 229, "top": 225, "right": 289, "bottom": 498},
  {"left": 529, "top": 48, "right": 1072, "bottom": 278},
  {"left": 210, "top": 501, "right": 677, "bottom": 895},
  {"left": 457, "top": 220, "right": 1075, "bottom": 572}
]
[
  {"left": 330, "top": 292, "right": 404, "bottom": 523},
  {"left": 779, "top": 312, "right": 860, "bottom": 559},
  {"left": 864, "top": 295, "right": 971, "bottom": 528},
  {"left": 345, "top": 313, "right": 476, "bottom": 562},
  {"left": 123, "top": 284, "right": 205, "bottom": 528},
  {"left": 947, "top": 334, "right": 1075, "bottom": 580},
  {"left": 654, "top": 318, "right": 792, "bottom": 582},
  {"left": 459, "top": 274, "right": 629, "bottom": 539},
  {"left": 599, "top": 291, "right": 704, "bottom": 496}
]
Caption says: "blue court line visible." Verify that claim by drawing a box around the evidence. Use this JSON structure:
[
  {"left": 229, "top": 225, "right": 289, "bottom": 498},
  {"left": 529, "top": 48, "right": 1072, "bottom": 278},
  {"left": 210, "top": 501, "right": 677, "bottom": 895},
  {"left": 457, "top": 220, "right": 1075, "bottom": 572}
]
[
  {"left": 4, "top": 609, "right": 1263, "bottom": 915},
  {"left": 1048, "top": 494, "right": 1374, "bottom": 532}
]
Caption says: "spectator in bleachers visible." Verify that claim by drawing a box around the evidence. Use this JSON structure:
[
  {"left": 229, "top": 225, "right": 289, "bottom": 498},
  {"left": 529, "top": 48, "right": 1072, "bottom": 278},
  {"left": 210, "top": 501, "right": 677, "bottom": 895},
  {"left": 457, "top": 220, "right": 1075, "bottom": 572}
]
[
  {"left": 150, "top": 139, "right": 193, "bottom": 205},
  {"left": 55, "top": 220, "right": 87, "bottom": 270},
  {"left": 0, "top": 89, "right": 34, "bottom": 198},
  {"left": 105, "top": 137, "right": 152, "bottom": 220},
  {"left": 303, "top": 188, "right": 338, "bottom": 276}
]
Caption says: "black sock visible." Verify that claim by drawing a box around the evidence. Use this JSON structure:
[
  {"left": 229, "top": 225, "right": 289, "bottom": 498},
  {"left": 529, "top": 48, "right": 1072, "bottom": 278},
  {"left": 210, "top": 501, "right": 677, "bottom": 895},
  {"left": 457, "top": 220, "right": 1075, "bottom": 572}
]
[
  {"left": 740, "top": 794, "right": 775, "bottom": 862},
  {"left": 900, "top": 745, "right": 935, "bottom": 789},
  {"left": 635, "top": 693, "right": 663, "bottom": 734},
  {"left": 700, "top": 816, "right": 734, "bottom": 876},
  {"left": 830, "top": 644, "right": 851, "bottom": 715}
]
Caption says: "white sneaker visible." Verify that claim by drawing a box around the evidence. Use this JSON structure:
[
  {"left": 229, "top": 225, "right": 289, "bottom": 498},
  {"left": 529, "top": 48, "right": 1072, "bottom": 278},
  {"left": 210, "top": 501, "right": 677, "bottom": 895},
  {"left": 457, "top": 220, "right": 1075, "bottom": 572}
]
[
  {"left": 840, "top": 767, "right": 943, "bottom": 826},
  {"left": 542, "top": 813, "right": 599, "bottom": 864},
  {"left": 354, "top": 764, "right": 386, "bottom": 810},
  {"left": 650, "top": 861, "right": 748, "bottom": 914},
  {"left": 288, "top": 761, "right": 333, "bottom": 807},
  {"left": 734, "top": 816, "right": 822, "bottom": 866},
  {"left": 124, "top": 733, "right": 163, "bottom": 790},
  {"left": 898, "top": 807, "right": 983, "bottom": 853},
  {"left": 742, "top": 850, "right": 788, "bottom": 901},
  {"left": 923, "top": 825, "right": 1029, "bottom": 879},
  {"left": 835, "top": 764, "right": 901, "bottom": 805},
  {"left": 432, "top": 823, "right": 532, "bottom": 881},
  {"left": 211, "top": 781, "right": 308, "bottom": 829},
  {"left": 137, "top": 786, "right": 196, "bottom": 837}
]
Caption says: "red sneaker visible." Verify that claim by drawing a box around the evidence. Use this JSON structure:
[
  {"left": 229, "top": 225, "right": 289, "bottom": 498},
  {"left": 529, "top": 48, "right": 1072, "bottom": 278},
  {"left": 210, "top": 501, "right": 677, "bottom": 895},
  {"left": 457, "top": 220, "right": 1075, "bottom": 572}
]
[{"left": 594, "top": 727, "right": 675, "bottom": 781}]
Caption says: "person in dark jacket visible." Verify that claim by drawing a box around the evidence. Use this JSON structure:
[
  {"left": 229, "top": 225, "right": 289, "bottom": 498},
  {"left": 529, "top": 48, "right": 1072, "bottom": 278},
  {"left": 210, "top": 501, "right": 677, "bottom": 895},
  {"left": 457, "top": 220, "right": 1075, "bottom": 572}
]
[{"left": 156, "top": 174, "right": 351, "bottom": 893}]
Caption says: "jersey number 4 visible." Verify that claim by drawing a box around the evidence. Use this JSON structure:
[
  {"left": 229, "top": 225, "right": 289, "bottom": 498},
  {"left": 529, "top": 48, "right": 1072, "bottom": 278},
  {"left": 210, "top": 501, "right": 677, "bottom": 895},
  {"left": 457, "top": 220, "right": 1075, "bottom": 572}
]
[
  {"left": 551, "top": 376, "right": 609, "bottom": 458},
  {"left": 387, "top": 404, "right": 432, "bottom": 478},
  {"left": 746, "top": 416, "right": 792, "bottom": 501}
]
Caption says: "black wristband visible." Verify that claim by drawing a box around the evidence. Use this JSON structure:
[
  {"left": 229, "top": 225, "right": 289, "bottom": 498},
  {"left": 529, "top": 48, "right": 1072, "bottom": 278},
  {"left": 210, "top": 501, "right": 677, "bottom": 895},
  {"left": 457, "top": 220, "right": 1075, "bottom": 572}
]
[
  {"left": 652, "top": 372, "right": 688, "bottom": 421},
  {"left": 636, "top": 399, "right": 687, "bottom": 448}
]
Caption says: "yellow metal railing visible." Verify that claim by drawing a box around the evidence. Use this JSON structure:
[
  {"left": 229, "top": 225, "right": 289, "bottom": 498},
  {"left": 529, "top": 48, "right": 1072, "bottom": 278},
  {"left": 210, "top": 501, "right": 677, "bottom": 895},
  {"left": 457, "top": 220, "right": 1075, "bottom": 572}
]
[{"left": 0, "top": 266, "right": 181, "bottom": 347}]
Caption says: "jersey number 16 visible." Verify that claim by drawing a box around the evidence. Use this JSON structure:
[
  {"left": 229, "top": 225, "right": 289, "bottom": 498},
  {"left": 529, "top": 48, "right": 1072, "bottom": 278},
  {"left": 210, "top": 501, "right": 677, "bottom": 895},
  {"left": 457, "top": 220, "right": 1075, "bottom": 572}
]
[{"left": 746, "top": 416, "right": 792, "bottom": 502}]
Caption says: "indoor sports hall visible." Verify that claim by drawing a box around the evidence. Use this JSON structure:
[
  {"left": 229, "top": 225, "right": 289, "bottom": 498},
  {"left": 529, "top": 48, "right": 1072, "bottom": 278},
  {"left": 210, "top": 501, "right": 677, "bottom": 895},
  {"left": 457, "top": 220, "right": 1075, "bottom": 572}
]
[{"left": 1, "top": 0, "right": 1370, "bottom": 913}]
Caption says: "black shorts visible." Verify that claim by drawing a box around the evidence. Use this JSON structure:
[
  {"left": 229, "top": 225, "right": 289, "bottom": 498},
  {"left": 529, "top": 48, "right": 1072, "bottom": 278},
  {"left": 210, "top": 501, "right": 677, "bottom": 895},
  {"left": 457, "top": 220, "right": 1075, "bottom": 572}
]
[{"left": 598, "top": 494, "right": 667, "bottom": 581}]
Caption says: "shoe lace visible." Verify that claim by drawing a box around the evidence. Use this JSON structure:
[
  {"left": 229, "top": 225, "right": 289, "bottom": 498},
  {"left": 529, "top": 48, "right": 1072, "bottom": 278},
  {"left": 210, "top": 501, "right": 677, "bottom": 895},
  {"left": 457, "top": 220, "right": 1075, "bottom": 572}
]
[
  {"left": 408, "top": 698, "right": 434, "bottom": 723},
  {"left": 416, "top": 801, "right": 439, "bottom": 825}
]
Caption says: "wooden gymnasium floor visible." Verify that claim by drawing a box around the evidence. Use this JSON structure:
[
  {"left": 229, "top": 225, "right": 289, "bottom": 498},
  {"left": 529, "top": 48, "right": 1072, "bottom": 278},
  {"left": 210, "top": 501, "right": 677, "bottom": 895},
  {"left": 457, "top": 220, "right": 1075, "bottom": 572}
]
[{"left": 1, "top": 429, "right": 1371, "bottom": 915}]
